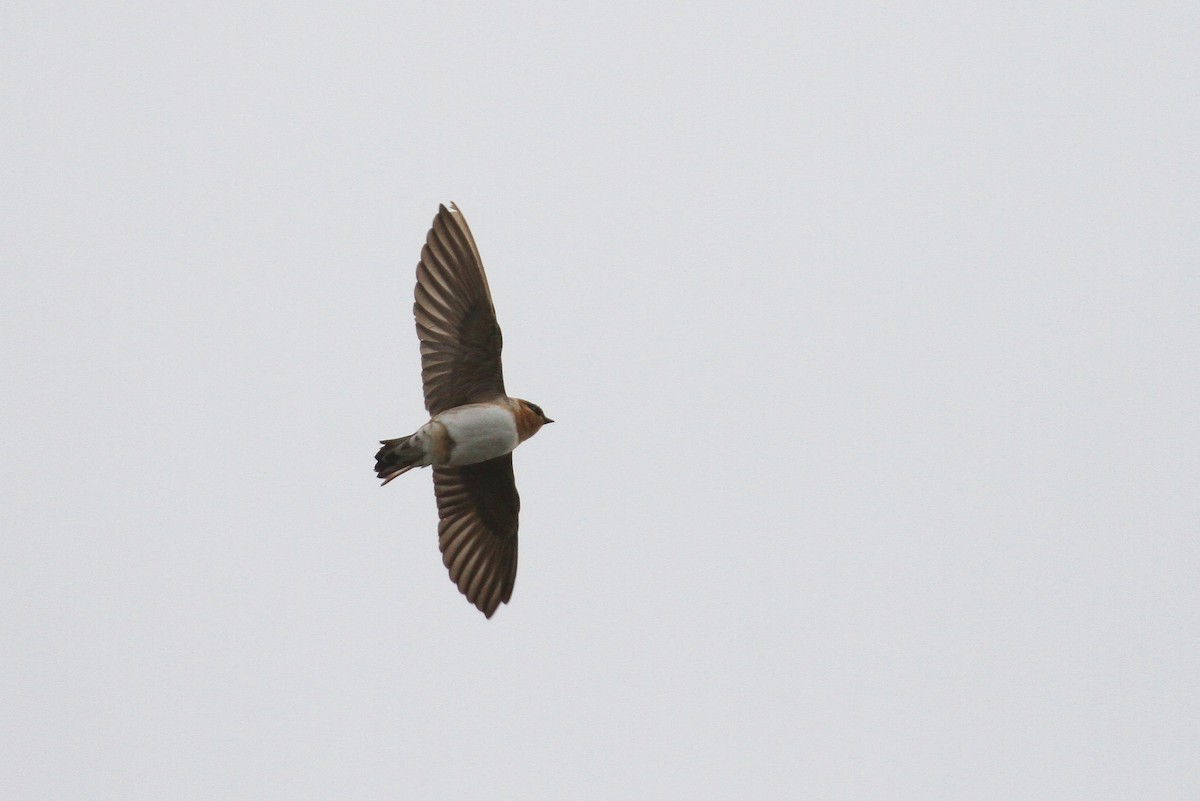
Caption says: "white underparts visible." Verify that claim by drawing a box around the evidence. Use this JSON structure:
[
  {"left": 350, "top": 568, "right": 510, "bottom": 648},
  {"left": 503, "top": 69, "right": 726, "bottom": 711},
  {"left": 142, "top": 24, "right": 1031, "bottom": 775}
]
[{"left": 412, "top": 403, "right": 520, "bottom": 467}]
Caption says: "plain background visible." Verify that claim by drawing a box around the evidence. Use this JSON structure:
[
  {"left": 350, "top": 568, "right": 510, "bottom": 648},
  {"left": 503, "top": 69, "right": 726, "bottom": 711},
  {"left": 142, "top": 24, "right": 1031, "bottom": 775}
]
[{"left": 3, "top": 3, "right": 1198, "bottom": 799}]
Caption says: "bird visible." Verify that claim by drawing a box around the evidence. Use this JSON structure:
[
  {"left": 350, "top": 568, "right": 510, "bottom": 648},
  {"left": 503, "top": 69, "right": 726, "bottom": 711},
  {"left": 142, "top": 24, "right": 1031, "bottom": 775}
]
[{"left": 374, "top": 203, "right": 553, "bottom": 618}]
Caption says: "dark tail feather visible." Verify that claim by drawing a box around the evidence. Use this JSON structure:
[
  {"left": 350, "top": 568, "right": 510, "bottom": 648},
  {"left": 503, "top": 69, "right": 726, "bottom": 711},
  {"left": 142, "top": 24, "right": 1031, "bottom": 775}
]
[{"left": 375, "top": 436, "right": 422, "bottom": 485}]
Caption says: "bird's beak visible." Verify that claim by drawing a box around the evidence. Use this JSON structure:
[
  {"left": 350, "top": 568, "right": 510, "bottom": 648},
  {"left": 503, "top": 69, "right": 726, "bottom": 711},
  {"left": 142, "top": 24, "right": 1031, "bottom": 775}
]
[{"left": 543, "top": 418, "right": 555, "bottom": 424}]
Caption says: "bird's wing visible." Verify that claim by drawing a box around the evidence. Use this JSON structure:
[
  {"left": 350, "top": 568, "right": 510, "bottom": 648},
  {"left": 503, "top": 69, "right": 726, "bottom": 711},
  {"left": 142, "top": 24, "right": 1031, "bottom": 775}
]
[
  {"left": 433, "top": 455, "right": 520, "bottom": 618},
  {"left": 414, "top": 203, "right": 506, "bottom": 416}
]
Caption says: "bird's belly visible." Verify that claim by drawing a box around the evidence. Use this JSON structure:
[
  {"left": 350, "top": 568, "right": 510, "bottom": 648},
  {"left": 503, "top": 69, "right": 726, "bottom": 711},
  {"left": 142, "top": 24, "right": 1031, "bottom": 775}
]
[{"left": 435, "top": 404, "right": 520, "bottom": 466}]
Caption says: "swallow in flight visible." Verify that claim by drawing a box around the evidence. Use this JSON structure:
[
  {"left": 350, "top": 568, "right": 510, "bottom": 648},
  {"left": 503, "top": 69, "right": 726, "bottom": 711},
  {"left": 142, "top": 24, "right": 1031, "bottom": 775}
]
[{"left": 375, "top": 203, "right": 553, "bottom": 618}]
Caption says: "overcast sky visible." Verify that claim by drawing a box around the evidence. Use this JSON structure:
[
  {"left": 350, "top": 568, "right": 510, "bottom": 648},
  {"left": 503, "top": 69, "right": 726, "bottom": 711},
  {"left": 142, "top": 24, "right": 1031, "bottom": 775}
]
[{"left": 3, "top": 3, "right": 1198, "bottom": 799}]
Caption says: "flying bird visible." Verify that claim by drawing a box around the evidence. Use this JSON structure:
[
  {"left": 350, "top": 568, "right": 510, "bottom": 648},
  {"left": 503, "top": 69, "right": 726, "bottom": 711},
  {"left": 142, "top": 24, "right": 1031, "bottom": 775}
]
[{"left": 375, "top": 203, "right": 553, "bottom": 618}]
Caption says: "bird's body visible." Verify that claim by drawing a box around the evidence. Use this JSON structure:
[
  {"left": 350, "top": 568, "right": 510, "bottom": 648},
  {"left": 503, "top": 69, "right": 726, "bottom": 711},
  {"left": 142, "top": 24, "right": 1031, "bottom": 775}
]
[
  {"left": 377, "top": 398, "right": 544, "bottom": 478},
  {"left": 374, "top": 203, "right": 551, "bottom": 618}
]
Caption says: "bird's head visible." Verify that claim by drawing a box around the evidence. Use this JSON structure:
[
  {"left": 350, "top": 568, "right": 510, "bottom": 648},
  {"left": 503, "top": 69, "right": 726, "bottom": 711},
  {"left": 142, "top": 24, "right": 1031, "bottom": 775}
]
[{"left": 514, "top": 399, "right": 554, "bottom": 441}]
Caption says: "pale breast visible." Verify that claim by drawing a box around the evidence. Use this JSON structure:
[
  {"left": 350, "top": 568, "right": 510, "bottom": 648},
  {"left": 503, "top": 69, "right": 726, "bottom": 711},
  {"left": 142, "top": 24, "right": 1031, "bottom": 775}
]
[{"left": 435, "top": 403, "right": 520, "bottom": 466}]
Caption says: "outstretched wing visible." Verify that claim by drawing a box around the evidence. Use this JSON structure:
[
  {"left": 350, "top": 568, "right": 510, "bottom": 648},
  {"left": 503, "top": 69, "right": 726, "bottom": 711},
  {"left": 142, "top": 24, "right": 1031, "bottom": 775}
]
[
  {"left": 414, "top": 203, "right": 506, "bottom": 415},
  {"left": 433, "top": 455, "right": 520, "bottom": 618}
]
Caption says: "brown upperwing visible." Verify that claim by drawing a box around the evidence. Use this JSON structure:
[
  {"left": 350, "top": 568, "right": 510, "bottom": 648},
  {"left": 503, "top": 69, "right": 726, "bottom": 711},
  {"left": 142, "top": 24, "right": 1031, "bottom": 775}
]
[
  {"left": 413, "top": 203, "right": 507, "bottom": 416},
  {"left": 433, "top": 454, "right": 520, "bottom": 618}
]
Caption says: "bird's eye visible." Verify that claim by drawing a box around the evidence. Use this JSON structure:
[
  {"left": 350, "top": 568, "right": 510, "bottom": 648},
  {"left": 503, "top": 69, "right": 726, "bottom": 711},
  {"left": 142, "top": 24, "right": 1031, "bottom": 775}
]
[{"left": 528, "top": 403, "right": 543, "bottom": 417}]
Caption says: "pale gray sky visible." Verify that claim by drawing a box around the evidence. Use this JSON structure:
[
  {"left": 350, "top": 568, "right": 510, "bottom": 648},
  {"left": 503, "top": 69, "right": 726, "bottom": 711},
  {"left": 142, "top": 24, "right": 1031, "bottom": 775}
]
[{"left": 3, "top": 3, "right": 1198, "bottom": 799}]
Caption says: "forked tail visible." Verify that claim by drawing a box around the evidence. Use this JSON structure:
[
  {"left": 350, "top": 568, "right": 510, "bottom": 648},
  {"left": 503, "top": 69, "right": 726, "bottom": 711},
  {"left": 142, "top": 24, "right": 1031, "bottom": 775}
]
[{"left": 375, "top": 436, "right": 423, "bottom": 485}]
